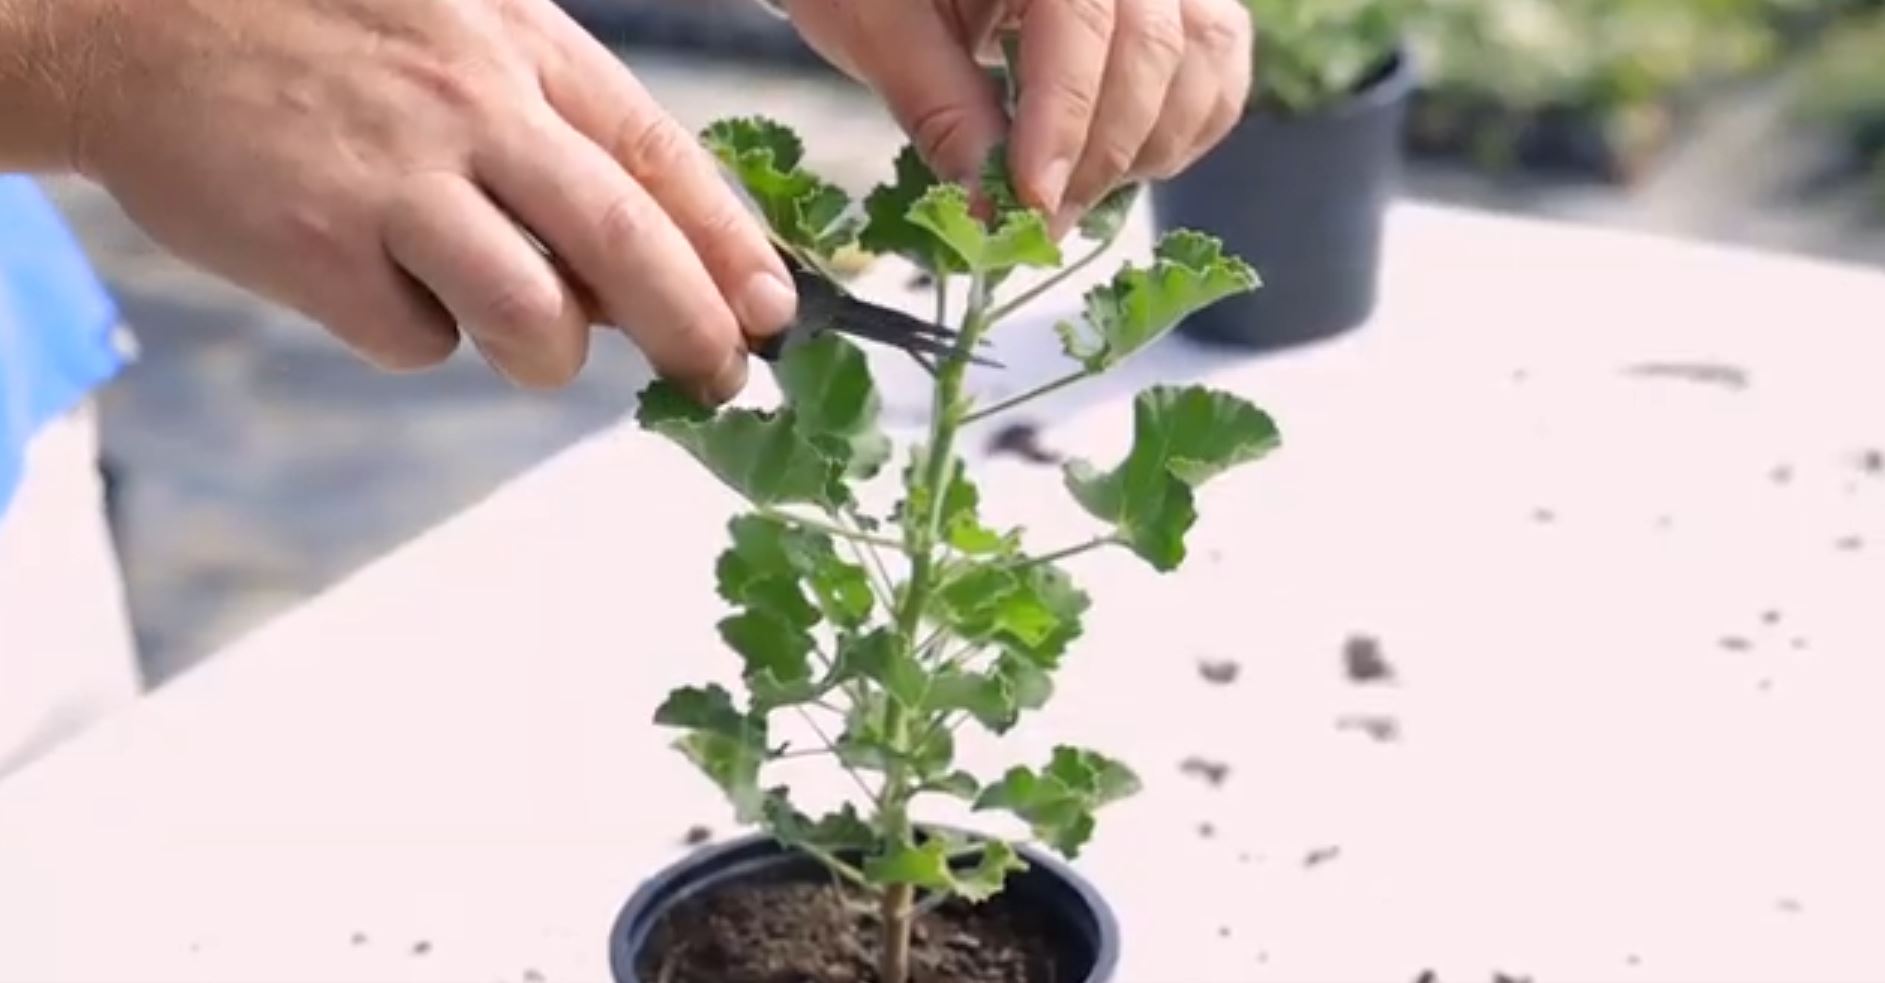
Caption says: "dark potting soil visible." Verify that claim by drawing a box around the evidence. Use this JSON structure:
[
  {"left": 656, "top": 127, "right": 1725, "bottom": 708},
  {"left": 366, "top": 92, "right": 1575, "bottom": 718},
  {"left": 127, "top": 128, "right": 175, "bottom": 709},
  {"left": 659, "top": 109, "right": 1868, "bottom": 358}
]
[{"left": 638, "top": 880, "right": 1059, "bottom": 983}]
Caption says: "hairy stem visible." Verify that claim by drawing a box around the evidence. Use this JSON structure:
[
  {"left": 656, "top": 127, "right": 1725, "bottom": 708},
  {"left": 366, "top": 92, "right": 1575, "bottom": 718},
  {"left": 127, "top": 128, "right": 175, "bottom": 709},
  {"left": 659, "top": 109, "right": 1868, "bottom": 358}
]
[
  {"left": 960, "top": 369, "right": 1089, "bottom": 426},
  {"left": 876, "top": 271, "right": 992, "bottom": 983},
  {"left": 1020, "top": 535, "right": 1122, "bottom": 569}
]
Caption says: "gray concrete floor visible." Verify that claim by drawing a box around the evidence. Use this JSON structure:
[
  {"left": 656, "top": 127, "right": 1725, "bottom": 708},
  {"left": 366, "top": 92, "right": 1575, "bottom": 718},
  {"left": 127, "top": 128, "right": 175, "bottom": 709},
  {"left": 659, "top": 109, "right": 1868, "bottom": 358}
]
[{"left": 42, "top": 51, "right": 1885, "bottom": 686}]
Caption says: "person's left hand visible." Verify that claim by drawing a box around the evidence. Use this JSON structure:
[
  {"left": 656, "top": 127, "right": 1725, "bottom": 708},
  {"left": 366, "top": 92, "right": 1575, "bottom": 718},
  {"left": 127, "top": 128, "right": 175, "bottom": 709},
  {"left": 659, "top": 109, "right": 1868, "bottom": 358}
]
[{"left": 783, "top": 0, "right": 1253, "bottom": 234}]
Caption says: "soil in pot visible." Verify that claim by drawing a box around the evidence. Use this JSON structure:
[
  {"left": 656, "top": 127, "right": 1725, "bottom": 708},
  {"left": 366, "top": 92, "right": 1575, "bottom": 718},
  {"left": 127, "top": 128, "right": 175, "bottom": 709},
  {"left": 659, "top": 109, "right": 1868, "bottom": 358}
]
[{"left": 637, "top": 879, "right": 1057, "bottom": 983}]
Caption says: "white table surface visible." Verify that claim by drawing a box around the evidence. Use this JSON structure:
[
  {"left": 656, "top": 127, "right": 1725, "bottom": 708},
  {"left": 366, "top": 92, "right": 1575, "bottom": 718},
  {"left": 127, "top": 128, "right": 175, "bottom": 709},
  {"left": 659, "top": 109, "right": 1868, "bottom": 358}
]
[{"left": 5, "top": 200, "right": 1885, "bottom": 983}]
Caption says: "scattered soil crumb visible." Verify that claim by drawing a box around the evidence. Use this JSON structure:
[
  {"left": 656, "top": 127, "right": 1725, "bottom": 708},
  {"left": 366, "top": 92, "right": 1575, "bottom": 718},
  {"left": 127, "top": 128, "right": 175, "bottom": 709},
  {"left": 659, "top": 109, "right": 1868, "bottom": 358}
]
[
  {"left": 1257, "top": 950, "right": 1269, "bottom": 964},
  {"left": 1180, "top": 756, "right": 1230, "bottom": 787},
  {"left": 1532, "top": 508, "right": 1556, "bottom": 524},
  {"left": 1237, "top": 852, "right": 1254, "bottom": 864},
  {"left": 1861, "top": 449, "right": 1884, "bottom": 474},
  {"left": 1512, "top": 369, "right": 1530, "bottom": 383},
  {"left": 1777, "top": 898, "right": 1803, "bottom": 914},
  {"left": 1719, "top": 636, "right": 1753, "bottom": 652},
  {"left": 908, "top": 270, "right": 936, "bottom": 290},
  {"left": 523, "top": 970, "right": 546, "bottom": 983},
  {"left": 987, "top": 422, "right": 1061, "bottom": 466},
  {"left": 1762, "top": 609, "right": 1783, "bottom": 625},
  {"left": 1758, "top": 678, "right": 1774, "bottom": 692},
  {"left": 1303, "top": 845, "right": 1342, "bottom": 868},
  {"left": 1792, "top": 637, "right": 1810, "bottom": 651},
  {"left": 1770, "top": 464, "right": 1794, "bottom": 485},
  {"left": 1206, "top": 548, "right": 1225, "bottom": 564},
  {"left": 1217, "top": 926, "right": 1231, "bottom": 939},
  {"left": 1198, "top": 659, "right": 1241, "bottom": 685},
  {"left": 412, "top": 941, "right": 432, "bottom": 957},
  {"left": 350, "top": 932, "right": 368, "bottom": 947},
  {"left": 1493, "top": 974, "right": 1534, "bottom": 983},
  {"left": 1337, "top": 715, "right": 1401, "bottom": 742},
  {"left": 1836, "top": 535, "right": 1866, "bottom": 552},
  {"left": 1344, "top": 635, "right": 1394, "bottom": 684},
  {"left": 682, "top": 825, "right": 712, "bottom": 846},
  {"left": 1627, "top": 954, "right": 1642, "bottom": 966},
  {"left": 1413, "top": 970, "right": 1439, "bottom": 983},
  {"left": 188, "top": 944, "right": 202, "bottom": 956},
  {"left": 1624, "top": 361, "right": 1749, "bottom": 390},
  {"left": 1197, "top": 822, "right": 1217, "bottom": 839},
  {"left": 1656, "top": 514, "right": 1675, "bottom": 531}
]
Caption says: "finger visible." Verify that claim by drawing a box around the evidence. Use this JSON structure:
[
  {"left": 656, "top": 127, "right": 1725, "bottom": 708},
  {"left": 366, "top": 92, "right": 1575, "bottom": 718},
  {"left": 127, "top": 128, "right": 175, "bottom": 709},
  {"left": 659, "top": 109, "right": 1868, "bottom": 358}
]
[
  {"left": 1012, "top": 0, "right": 1117, "bottom": 214},
  {"left": 1133, "top": 0, "right": 1250, "bottom": 179},
  {"left": 792, "top": 0, "right": 1007, "bottom": 185},
  {"left": 382, "top": 170, "right": 590, "bottom": 390},
  {"left": 316, "top": 258, "right": 461, "bottom": 374},
  {"left": 474, "top": 110, "right": 749, "bottom": 405},
  {"left": 1058, "top": 0, "right": 1185, "bottom": 228},
  {"left": 531, "top": 12, "right": 798, "bottom": 346}
]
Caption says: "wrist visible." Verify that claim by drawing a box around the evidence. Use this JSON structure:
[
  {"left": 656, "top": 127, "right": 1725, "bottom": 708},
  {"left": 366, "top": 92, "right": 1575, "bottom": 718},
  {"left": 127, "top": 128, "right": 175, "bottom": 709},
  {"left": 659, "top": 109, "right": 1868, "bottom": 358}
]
[{"left": 0, "top": 0, "right": 116, "bottom": 173}]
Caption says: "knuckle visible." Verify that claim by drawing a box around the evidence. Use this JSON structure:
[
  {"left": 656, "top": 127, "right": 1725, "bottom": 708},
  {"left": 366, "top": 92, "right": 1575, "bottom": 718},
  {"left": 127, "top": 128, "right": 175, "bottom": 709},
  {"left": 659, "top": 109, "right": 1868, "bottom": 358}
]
[
  {"left": 479, "top": 273, "right": 565, "bottom": 334},
  {"left": 1043, "top": 73, "right": 1101, "bottom": 127},
  {"left": 1060, "top": 0, "right": 1117, "bottom": 42},
  {"left": 395, "top": 55, "right": 488, "bottom": 115},
  {"left": 357, "top": 328, "right": 459, "bottom": 373},
  {"left": 1189, "top": 0, "right": 1249, "bottom": 53},
  {"left": 1130, "top": 3, "right": 1189, "bottom": 67},
  {"left": 906, "top": 101, "right": 982, "bottom": 177},
  {"left": 612, "top": 113, "right": 696, "bottom": 179},
  {"left": 593, "top": 192, "right": 651, "bottom": 257}
]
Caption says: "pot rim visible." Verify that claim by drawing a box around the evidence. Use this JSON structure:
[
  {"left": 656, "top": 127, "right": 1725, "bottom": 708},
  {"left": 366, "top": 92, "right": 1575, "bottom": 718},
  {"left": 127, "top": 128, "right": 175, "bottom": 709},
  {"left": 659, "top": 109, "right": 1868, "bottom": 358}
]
[
  {"left": 1250, "top": 43, "right": 1419, "bottom": 125},
  {"left": 608, "top": 829, "right": 1121, "bottom": 983}
]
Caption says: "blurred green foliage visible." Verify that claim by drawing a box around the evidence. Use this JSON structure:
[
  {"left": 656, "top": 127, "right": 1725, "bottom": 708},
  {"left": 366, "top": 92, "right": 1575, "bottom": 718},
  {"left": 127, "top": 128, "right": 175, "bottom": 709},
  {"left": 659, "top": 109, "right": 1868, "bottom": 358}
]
[
  {"left": 1241, "top": 0, "right": 1413, "bottom": 115},
  {"left": 1791, "top": 7, "right": 1885, "bottom": 204}
]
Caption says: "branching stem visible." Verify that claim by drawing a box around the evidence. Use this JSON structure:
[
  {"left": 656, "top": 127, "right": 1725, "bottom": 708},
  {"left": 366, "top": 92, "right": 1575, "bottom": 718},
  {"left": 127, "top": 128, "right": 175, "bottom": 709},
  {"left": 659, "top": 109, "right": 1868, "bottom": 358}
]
[
  {"left": 961, "top": 369, "right": 1089, "bottom": 425},
  {"left": 761, "top": 507, "right": 901, "bottom": 549}
]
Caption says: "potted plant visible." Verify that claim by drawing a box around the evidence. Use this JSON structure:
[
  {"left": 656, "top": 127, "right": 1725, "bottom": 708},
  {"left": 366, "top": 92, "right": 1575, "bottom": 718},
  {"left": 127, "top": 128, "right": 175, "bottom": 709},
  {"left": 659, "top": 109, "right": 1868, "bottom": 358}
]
[
  {"left": 1151, "top": 0, "right": 1415, "bottom": 352},
  {"left": 609, "top": 110, "right": 1279, "bottom": 983}
]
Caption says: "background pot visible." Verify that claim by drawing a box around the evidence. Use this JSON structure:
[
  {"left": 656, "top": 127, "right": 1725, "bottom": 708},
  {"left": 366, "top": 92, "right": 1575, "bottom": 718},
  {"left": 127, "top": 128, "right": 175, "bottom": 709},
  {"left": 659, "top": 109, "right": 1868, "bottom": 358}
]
[
  {"left": 609, "top": 832, "right": 1121, "bottom": 983},
  {"left": 1153, "top": 50, "right": 1416, "bottom": 351}
]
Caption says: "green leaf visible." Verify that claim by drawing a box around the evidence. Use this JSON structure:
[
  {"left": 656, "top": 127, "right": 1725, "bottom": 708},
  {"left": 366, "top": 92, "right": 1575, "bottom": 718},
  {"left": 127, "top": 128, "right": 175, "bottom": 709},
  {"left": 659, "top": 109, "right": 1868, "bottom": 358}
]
[
  {"left": 863, "top": 838, "right": 1026, "bottom": 903},
  {"left": 718, "top": 609, "right": 817, "bottom": 709},
  {"left": 843, "top": 629, "right": 928, "bottom": 709},
  {"left": 653, "top": 684, "right": 748, "bottom": 738},
  {"left": 765, "top": 796, "right": 878, "bottom": 855},
  {"left": 861, "top": 144, "right": 959, "bottom": 274},
  {"left": 772, "top": 333, "right": 891, "bottom": 482},
  {"left": 934, "top": 561, "right": 1089, "bottom": 667},
  {"left": 702, "top": 116, "right": 857, "bottom": 257},
  {"left": 1077, "top": 183, "right": 1141, "bottom": 241},
  {"left": 979, "top": 139, "right": 1026, "bottom": 216},
  {"left": 719, "top": 514, "right": 873, "bottom": 633},
  {"left": 1058, "top": 230, "right": 1260, "bottom": 373},
  {"left": 926, "top": 668, "right": 1020, "bottom": 734},
  {"left": 1064, "top": 385, "right": 1280, "bottom": 571},
  {"left": 909, "top": 185, "right": 1061, "bottom": 274},
  {"left": 898, "top": 449, "right": 1019, "bottom": 557},
  {"left": 637, "top": 380, "right": 839, "bottom": 508},
  {"left": 921, "top": 770, "right": 983, "bottom": 800},
  {"left": 655, "top": 692, "right": 796, "bottom": 827},
  {"left": 974, "top": 746, "right": 1140, "bottom": 859}
]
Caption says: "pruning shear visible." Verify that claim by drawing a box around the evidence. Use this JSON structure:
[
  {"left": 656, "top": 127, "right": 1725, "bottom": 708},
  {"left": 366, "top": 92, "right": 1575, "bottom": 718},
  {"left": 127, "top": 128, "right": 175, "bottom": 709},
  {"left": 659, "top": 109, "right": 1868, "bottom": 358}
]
[{"left": 753, "top": 237, "right": 1001, "bottom": 369}]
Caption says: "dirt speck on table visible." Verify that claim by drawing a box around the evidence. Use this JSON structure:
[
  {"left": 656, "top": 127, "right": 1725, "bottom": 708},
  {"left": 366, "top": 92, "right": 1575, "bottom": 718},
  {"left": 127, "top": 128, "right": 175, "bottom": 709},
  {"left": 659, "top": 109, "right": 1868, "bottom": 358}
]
[
  {"left": 683, "top": 824, "right": 712, "bottom": 846},
  {"left": 523, "top": 969, "right": 546, "bottom": 983},
  {"left": 1761, "top": 609, "right": 1783, "bottom": 625},
  {"left": 1303, "top": 845, "right": 1342, "bottom": 868},
  {"left": 1836, "top": 535, "right": 1866, "bottom": 552},
  {"left": 1719, "top": 636, "right": 1753, "bottom": 652},
  {"left": 1197, "top": 821, "right": 1217, "bottom": 839},
  {"left": 1337, "top": 715, "right": 1402, "bottom": 742},
  {"left": 411, "top": 940, "right": 432, "bottom": 957},
  {"left": 987, "top": 422, "right": 1061, "bottom": 466},
  {"left": 1198, "top": 659, "right": 1240, "bottom": 685},
  {"left": 1180, "top": 756, "right": 1230, "bottom": 787},
  {"left": 1770, "top": 464, "right": 1794, "bottom": 485},
  {"left": 1531, "top": 507, "right": 1557, "bottom": 524},
  {"left": 349, "top": 932, "right": 367, "bottom": 947},
  {"left": 1623, "top": 361, "right": 1750, "bottom": 390},
  {"left": 1860, "top": 448, "right": 1883, "bottom": 474},
  {"left": 1344, "top": 635, "right": 1395, "bottom": 684}
]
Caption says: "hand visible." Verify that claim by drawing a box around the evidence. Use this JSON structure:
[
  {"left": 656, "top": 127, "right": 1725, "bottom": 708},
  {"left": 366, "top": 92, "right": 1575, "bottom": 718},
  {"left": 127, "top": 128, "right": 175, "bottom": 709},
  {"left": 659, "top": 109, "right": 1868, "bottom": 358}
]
[
  {"left": 785, "top": 0, "right": 1253, "bottom": 233},
  {"left": 56, "top": 0, "right": 798, "bottom": 401}
]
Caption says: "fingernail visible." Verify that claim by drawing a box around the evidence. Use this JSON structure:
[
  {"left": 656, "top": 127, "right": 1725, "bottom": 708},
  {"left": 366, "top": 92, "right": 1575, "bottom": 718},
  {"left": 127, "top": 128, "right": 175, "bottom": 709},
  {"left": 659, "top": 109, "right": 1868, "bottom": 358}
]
[
  {"left": 735, "top": 271, "right": 798, "bottom": 336},
  {"left": 703, "top": 348, "right": 748, "bottom": 405},
  {"left": 1036, "top": 156, "right": 1076, "bottom": 214}
]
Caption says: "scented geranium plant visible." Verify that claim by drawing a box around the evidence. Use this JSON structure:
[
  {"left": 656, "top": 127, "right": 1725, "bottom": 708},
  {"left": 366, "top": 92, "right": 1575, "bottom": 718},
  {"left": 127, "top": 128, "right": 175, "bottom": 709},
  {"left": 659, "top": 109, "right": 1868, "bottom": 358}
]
[{"left": 635, "top": 115, "right": 1279, "bottom": 983}]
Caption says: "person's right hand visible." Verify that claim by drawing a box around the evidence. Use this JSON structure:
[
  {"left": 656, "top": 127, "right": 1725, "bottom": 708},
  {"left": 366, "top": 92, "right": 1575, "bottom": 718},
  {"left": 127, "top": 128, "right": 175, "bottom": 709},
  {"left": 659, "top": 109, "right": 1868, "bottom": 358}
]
[{"left": 53, "top": 0, "right": 798, "bottom": 401}]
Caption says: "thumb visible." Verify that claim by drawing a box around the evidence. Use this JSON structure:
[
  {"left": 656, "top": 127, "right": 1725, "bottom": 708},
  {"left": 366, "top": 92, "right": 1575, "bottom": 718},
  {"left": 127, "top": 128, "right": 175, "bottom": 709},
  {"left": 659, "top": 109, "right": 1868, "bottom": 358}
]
[{"left": 786, "top": 0, "right": 1008, "bottom": 185}]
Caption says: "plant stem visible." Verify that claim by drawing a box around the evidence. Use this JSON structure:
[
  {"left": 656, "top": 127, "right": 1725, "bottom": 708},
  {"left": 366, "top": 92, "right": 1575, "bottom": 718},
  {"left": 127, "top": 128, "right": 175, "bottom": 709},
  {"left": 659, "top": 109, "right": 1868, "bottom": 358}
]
[
  {"left": 760, "top": 507, "right": 901, "bottom": 549},
  {"left": 1020, "top": 535, "right": 1122, "bottom": 569},
  {"left": 798, "top": 841, "right": 870, "bottom": 889},
  {"left": 876, "top": 271, "right": 992, "bottom": 983},
  {"left": 986, "top": 235, "right": 1115, "bottom": 326},
  {"left": 960, "top": 369, "right": 1089, "bottom": 426}
]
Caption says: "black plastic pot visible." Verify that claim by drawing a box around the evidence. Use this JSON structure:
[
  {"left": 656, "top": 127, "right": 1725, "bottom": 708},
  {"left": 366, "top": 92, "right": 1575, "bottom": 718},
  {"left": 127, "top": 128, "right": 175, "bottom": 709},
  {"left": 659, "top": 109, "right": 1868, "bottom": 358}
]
[
  {"left": 1152, "top": 51, "right": 1416, "bottom": 351},
  {"left": 609, "top": 832, "right": 1120, "bottom": 983}
]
